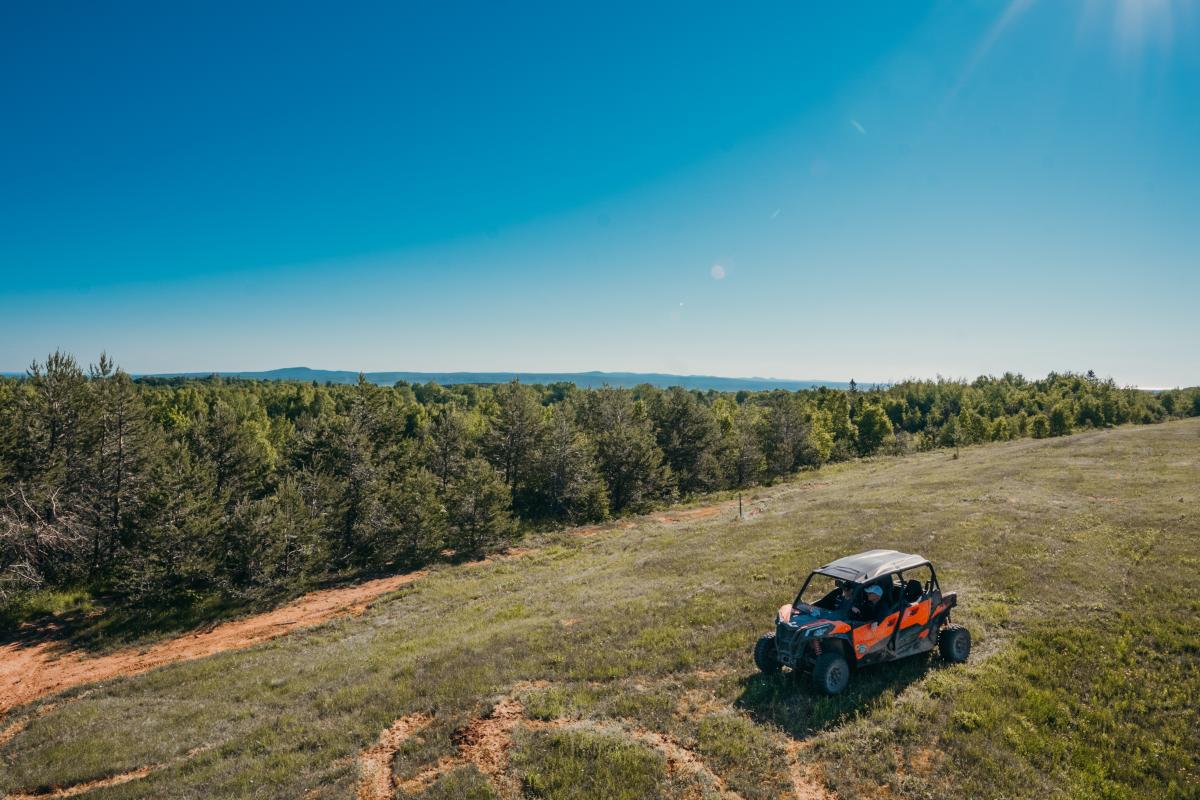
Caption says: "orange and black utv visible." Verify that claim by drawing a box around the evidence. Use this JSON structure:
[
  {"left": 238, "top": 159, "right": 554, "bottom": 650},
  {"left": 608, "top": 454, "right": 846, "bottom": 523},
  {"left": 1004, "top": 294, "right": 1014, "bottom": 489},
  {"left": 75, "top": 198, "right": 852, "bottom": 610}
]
[{"left": 753, "top": 549, "right": 970, "bottom": 694}]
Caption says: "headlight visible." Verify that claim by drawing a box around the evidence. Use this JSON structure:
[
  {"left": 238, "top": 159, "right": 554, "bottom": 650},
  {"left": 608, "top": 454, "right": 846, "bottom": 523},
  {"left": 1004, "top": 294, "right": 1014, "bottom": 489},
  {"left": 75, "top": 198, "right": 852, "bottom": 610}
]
[{"left": 803, "top": 624, "right": 833, "bottom": 638}]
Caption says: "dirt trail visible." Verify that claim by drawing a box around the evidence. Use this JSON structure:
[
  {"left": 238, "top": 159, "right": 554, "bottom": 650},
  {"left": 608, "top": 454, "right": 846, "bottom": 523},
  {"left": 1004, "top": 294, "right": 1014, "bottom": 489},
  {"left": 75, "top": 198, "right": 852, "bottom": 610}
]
[
  {"left": 3, "top": 764, "right": 154, "bottom": 800},
  {"left": 0, "top": 491, "right": 772, "bottom": 720},
  {"left": 0, "top": 572, "right": 426, "bottom": 716}
]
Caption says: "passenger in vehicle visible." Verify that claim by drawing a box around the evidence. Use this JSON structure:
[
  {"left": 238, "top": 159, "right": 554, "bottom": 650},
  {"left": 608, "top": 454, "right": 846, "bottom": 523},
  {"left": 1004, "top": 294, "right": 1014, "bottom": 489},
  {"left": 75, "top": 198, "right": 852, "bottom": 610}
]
[{"left": 851, "top": 584, "right": 888, "bottom": 623}]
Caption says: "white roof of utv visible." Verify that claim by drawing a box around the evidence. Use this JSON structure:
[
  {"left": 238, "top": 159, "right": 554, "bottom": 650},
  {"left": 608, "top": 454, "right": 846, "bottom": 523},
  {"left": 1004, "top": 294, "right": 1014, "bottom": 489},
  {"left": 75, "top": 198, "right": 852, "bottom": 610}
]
[{"left": 814, "top": 549, "right": 928, "bottom": 583}]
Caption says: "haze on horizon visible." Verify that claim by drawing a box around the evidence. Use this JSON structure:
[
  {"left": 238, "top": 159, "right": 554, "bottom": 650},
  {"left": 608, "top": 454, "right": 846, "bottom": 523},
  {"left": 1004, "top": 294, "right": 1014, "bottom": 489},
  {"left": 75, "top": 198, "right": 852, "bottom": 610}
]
[{"left": 2, "top": 2, "right": 1198, "bottom": 388}]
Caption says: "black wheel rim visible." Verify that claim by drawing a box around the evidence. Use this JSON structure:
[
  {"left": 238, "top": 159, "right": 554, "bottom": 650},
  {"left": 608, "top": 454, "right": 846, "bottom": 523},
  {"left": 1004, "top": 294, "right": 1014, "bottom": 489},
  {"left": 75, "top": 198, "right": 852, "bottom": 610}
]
[
  {"left": 829, "top": 664, "right": 845, "bottom": 690},
  {"left": 954, "top": 637, "right": 968, "bottom": 659}
]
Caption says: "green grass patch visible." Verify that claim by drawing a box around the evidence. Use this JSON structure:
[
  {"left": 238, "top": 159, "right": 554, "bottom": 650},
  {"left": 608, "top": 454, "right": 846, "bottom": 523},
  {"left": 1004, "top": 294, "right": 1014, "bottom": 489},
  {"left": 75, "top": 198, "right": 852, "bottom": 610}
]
[
  {"left": 695, "top": 712, "right": 791, "bottom": 799},
  {"left": 511, "top": 728, "right": 665, "bottom": 800},
  {"left": 413, "top": 764, "right": 497, "bottom": 800}
]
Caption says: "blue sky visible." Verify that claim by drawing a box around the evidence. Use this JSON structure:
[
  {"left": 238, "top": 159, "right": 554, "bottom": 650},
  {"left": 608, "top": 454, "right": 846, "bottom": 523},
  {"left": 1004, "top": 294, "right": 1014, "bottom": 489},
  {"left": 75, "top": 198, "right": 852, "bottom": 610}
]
[{"left": 2, "top": 1, "right": 1197, "bottom": 386}]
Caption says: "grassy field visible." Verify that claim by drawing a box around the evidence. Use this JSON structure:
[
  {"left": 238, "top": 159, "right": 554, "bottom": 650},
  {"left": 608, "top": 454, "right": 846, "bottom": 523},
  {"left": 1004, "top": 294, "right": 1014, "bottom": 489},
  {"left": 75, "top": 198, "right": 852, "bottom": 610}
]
[{"left": 2, "top": 420, "right": 1197, "bottom": 799}]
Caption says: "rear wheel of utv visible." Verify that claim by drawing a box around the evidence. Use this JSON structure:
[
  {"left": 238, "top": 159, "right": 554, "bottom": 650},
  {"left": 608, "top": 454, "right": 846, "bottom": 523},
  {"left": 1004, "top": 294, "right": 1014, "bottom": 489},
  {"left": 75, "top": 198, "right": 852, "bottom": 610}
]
[
  {"left": 812, "top": 652, "right": 850, "bottom": 695},
  {"left": 754, "top": 633, "right": 781, "bottom": 674},
  {"left": 939, "top": 624, "right": 971, "bottom": 663}
]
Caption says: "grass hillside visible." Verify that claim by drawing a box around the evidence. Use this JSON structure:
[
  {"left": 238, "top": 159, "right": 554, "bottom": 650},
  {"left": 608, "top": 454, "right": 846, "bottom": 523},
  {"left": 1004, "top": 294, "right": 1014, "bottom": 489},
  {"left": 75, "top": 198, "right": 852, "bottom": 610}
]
[{"left": 2, "top": 420, "right": 1197, "bottom": 799}]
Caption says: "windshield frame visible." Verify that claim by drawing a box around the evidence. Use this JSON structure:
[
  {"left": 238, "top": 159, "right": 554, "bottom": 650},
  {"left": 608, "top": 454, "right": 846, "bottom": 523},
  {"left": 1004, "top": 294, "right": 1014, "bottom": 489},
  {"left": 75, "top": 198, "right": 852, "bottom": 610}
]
[{"left": 793, "top": 571, "right": 856, "bottom": 613}]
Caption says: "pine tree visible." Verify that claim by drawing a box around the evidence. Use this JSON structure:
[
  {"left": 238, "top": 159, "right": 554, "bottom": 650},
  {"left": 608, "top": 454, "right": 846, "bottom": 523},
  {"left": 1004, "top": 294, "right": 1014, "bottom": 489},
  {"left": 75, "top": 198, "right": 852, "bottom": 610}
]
[
  {"left": 574, "top": 389, "right": 670, "bottom": 513},
  {"left": 446, "top": 458, "right": 514, "bottom": 556},
  {"left": 81, "top": 354, "right": 158, "bottom": 576},
  {"left": 528, "top": 407, "right": 608, "bottom": 523},
  {"left": 650, "top": 387, "right": 722, "bottom": 496},
  {"left": 484, "top": 381, "right": 544, "bottom": 491},
  {"left": 424, "top": 406, "right": 470, "bottom": 492}
]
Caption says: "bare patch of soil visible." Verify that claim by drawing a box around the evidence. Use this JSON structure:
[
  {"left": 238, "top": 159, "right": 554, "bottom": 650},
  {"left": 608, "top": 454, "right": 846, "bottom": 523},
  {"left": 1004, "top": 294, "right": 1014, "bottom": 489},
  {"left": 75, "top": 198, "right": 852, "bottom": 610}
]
[
  {"left": 354, "top": 713, "right": 434, "bottom": 800},
  {"left": 453, "top": 696, "right": 527, "bottom": 794},
  {"left": 652, "top": 505, "right": 723, "bottom": 524},
  {"left": 674, "top": 688, "right": 727, "bottom": 721},
  {"left": 784, "top": 739, "right": 833, "bottom": 800},
  {"left": 627, "top": 727, "right": 745, "bottom": 799},
  {"left": 393, "top": 696, "right": 528, "bottom": 796}
]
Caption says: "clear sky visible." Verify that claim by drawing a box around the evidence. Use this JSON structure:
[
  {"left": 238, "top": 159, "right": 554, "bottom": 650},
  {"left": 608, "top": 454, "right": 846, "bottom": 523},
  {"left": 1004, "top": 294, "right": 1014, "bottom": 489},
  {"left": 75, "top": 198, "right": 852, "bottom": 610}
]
[{"left": 2, "top": 1, "right": 1197, "bottom": 386}]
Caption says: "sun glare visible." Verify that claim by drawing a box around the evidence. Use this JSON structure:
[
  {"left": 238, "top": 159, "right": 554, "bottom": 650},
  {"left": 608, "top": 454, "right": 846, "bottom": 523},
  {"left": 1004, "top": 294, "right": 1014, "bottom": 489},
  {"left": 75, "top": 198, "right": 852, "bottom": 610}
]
[
  {"left": 1111, "top": 0, "right": 1178, "bottom": 56},
  {"left": 952, "top": 0, "right": 1186, "bottom": 105}
]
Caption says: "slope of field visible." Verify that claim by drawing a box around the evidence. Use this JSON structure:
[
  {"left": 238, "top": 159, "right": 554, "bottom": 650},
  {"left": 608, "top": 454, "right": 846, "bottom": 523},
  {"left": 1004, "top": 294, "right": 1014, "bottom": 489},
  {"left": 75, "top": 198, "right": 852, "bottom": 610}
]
[
  {"left": 0, "top": 573, "right": 431, "bottom": 716},
  {"left": 1, "top": 421, "right": 1197, "bottom": 799}
]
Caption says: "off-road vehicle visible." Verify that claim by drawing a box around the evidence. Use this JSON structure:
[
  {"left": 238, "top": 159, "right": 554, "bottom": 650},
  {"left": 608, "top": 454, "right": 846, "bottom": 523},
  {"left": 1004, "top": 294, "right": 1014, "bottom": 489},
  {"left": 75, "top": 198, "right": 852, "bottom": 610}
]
[{"left": 753, "top": 549, "right": 970, "bottom": 694}]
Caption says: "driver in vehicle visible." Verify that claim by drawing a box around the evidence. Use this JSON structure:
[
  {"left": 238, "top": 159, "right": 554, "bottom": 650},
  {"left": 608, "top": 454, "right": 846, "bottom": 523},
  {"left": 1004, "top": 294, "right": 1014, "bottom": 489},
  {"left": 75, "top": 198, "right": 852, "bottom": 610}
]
[
  {"left": 815, "top": 579, "right": 858, "bottom": 610},
  {"left": 851, "top": 583, "right": 888, "bottom": 623},
  {"left": 838, "top": 580, "right": 857, "bottom": 610}
]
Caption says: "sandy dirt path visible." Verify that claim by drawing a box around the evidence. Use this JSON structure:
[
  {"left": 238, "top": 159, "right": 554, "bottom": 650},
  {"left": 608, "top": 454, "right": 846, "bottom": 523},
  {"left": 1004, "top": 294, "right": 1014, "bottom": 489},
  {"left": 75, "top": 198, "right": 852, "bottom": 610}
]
[{"left": 0, "top": 572, "right": 425, "bottom": 716}]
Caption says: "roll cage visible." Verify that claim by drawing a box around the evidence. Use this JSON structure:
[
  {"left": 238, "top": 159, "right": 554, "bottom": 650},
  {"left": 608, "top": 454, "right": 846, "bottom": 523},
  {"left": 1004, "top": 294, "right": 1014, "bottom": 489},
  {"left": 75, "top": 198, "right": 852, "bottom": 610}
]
[{"left": 792, "top": 561, "right": 942, "bottom": 620}]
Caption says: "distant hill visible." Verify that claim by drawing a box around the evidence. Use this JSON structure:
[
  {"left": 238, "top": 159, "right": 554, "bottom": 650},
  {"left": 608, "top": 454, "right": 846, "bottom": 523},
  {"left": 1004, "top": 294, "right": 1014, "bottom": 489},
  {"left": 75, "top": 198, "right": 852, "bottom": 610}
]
[{"left": 140, "top": 367, "right": 856, "bottom": 392}]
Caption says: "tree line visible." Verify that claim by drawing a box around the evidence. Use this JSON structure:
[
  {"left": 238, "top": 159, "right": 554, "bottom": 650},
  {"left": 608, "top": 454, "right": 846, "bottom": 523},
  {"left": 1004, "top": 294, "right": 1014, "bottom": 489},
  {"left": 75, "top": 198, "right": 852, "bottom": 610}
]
[{"left": 2, "top": 352, "right": 1196, "bottom": 612}]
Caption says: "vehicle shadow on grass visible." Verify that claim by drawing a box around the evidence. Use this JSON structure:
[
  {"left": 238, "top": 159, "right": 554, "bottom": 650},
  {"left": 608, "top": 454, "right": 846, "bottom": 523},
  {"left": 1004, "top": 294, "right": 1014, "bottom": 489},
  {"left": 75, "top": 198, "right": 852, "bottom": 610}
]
[{"left": 734, "top": 654, "right": 940, "bottom": 740}]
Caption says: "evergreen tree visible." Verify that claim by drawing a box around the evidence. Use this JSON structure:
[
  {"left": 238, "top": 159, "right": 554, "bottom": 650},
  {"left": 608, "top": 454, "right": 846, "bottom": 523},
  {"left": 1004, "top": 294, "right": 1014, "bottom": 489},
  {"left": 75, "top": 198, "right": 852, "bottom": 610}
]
[
  {"left": 957, "top": 408, "right": 988, "bottom": 446},
  {"left": 425, "top": 405, "right": 470, "bottom": 492},
  {"left": 575, "top": 389, "right": 670, "bottom": 513},
  {"left": 446, "top": 458, "right": 514, "bottom": 556},
  {"left": 484, "top": 381, "right": 544, "bottom": 491},
  {"left": 722, "top": 404, "right": 765, "bottom": 489},
  {"left": 650, "top": 387, "right": 722, "bottom": 495},
  {"left": 1030, "top": 413, "right": 1051, "bottom": 439},
  {"left": 1, "top": 352, "right": 91, "bottom": 591},
  {"left": 81, "top": 354, "right": 158, "bottom": 576},
  {"left": 345, "top": 466, "right": 447, "bottom": 568},
  {"left": 528, "top": 407, "right": 608, "bottom": 523},
  {"left": 1048, "top": 404, "right": 1073, "bottom": 437},
  {"left": 758, "top": 395, "right": 819, "bottom": 477},
  {"left": 855, "top": 404, "right": 895, "bottom": 456}
]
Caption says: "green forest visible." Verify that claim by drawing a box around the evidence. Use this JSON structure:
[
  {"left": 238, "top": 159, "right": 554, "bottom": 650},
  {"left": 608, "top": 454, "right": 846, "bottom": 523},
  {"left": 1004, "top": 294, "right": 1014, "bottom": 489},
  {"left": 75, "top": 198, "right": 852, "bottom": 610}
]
[{"left": 2, "top": 351, "right": 1196, "bottom": 627}]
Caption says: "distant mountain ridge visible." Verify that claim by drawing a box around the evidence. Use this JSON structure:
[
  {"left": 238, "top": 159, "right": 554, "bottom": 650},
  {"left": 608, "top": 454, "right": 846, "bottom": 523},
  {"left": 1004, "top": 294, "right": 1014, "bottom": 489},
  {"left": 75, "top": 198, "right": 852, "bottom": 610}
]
[{"left": 139, "top": 367, "right": 856, "bottom": 392}]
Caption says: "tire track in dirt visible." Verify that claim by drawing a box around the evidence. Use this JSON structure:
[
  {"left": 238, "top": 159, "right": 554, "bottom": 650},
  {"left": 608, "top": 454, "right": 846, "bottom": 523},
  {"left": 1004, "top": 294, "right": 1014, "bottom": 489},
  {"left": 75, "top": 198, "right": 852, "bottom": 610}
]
[
  {"left": 3, "top": 765, "right": 154, "bottom": 800},
  {"left": 3, "top": 745, "right": 211, "bottom": 800},
  {"left": 361, "top": 683, "right": 753, "bottom": 800},
  {"left": 0, "top": 699, "right": 70, "bottom": 748},
  {"left": 355, "top": 713, "right": 434, "bottom": 800}
]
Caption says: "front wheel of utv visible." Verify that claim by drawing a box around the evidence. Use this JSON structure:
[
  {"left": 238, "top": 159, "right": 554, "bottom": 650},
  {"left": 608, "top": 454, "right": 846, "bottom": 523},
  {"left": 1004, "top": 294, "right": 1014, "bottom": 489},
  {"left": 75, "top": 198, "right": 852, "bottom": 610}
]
[
  {"left": 754, "top": 634, "right": 781, "bottom": 674},
  {"left": 939, "top": 624, "right": 971, "bottom": 663},
  {"left": 812, "top": 652, "right": 850, "bottom": 695}
]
